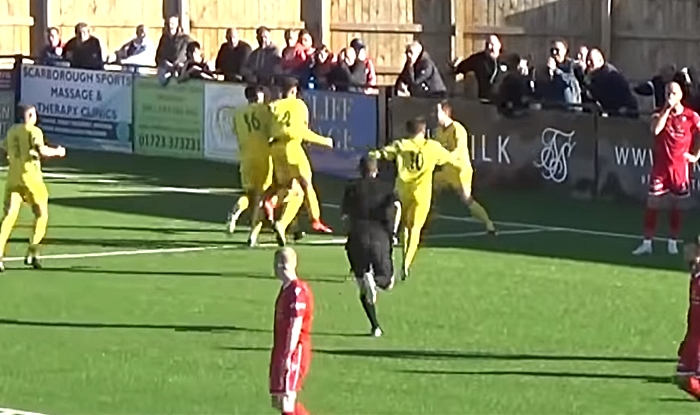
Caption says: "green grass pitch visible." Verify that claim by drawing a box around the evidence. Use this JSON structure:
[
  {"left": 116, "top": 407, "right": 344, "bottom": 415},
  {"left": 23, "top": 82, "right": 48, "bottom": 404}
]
[{"left": 0, "top": 150, "right": 698, "bottom": 414}]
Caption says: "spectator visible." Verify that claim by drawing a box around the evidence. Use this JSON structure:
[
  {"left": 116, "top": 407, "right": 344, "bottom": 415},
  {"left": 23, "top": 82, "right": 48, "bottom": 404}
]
[
  {"left": 282, "top": 29, "right": 315, "bottom": 85},
  {"left": 585, "top": 48, "right": 638, "bottom": 117},
  {"left": 114, "top": 24, "right": 156, "bottom": 68},
  {"left": 497, "top": 54, "right": 534, "bottom": 116},
  {"left": 41, "top": 27, "right": 65, "bottom": 66},
  {"left": 63, "top": 22, "right": 104, "bottom": 70},
  {"left": 178, "top": 41, "right": 216, "bottom": 82},
  {"left": 311, "top": 45, "right": 335, "bottom": 90},
  {"left": 330, "top": 47, "right": 366, "bottom": 93},
  {"left": 214, "top": 28, "right": 252, "bottom": 82},
  {"left": 534, "top": 39, "right": 583, "bottom": 108},
  {"left": 575, "top": 45, "right": 589, "bottom": 74},
  {"left": 242, "top": 26, "right": 282, "bottom": 86},
  {"left": 395, "top": 41, "right": 446, "bottom": 98},
  {"left": 634, "top": 64, "right": 690, "bottom": 110},
  {"left": 282, "top": 29, "right": 298, "bottom": 61},
  {"left": 350, "top": 38, "right": 377, "bottom": 94},
  {"left": 155, "top": 16, "right": 190, "bottom": 70},
  {"left": 451, "top": 34, "right": 507, "bottom": 100}
]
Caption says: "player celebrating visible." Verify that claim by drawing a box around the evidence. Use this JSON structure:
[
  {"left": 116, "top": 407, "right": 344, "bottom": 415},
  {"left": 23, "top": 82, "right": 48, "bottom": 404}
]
[
  {"left": 226, "top": 85, "right": 277, "bottom": 246},
  {"left": 0, "top": 104, "right": 66, "bottom": 270},
  {"left": 633, "top": 82, "right": 700, "bottom": 255},
  {"left": 270, "top": 247, "right": 314, "bottom": 415},
  {"left": 434, "top": 100, "right": 496, "bottom": 234},
  {"left": 675, "top": 235, "right": 700, "bottom": 400},
  {"left": 342, "top": 157, "right": 401, "bottom": 337},
  {"left": 370, "top": 116, "right": 457, "bottom": 280},
  {"left": 270, "top": 77, "right": 333, "bottom": 245}
]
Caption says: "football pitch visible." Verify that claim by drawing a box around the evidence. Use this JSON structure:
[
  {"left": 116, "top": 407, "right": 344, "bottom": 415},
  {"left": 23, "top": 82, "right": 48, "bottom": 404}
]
[{"left": 0, "top": 150, "right": 699, "bottom": 415}]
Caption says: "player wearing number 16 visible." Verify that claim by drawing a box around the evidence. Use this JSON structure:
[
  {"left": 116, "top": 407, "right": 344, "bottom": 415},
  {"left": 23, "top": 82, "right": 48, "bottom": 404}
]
[
  {"left": 370, "top": 116, "right": 459, "bottom": 280},
  {"left": 0, "top": 104, "right": 66, "bottom": 271},
  {"left": 269, "top": 77, "right": 334, "bottom": 245},
  {"left": 227, "top": 85, "right": 274, "bottom": 246}
]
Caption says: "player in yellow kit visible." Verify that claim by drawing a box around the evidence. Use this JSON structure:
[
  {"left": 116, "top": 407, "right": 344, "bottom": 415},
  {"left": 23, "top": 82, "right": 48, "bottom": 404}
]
[
  {"left": 370, "top": 116, "right": 458, "bottom": 280},
  {"left": 269, "top": 77, "right": 334, "bottom": 245},
  {"left": 434, "top": 100, "right": 496, "bottom": 234},
  {"left": 226, "top": 85, "right": 276, "bottom": 246},
  {"left": 0, "top": 104, "right": 65, "bottom": 271}
]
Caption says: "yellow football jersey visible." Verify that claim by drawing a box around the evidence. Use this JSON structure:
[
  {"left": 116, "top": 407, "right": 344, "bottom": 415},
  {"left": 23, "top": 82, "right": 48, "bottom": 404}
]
[
  {"left": 270, "top": 97, "right": 309, "bottom": 140},
  {"left": 1, "top": 124, "right": 45, "bottom": 181},
  {"left": 435, "top": 121, "right": 471, "bottom": 168},
  {"left": 374, "top": 136, "right": 453, "bottom": 193},
  {"left": 233, "top": 102, "right": 272, "bottom": 161}
]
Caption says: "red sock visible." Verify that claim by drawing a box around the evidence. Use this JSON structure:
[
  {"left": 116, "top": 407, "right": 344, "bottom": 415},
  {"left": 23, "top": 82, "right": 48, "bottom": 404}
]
[
  {"left": 294, "top": 402, "right": 309, "bottom": 415},
  {"left": 670, "top": 207, "right": 682, "bottom": 239},
  {"left": 643, "top": 207, "right": 658, "bottom": 239}
]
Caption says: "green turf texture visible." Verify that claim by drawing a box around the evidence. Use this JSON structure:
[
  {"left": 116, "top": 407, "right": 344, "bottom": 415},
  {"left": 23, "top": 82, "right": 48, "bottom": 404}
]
[{"left": 0, "top": 150, "right": 698, "bottom": 414}]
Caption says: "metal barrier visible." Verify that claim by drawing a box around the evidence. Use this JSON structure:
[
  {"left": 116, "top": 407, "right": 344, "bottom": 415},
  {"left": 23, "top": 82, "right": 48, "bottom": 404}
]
[{"left": 7, "top": 55, "right": 694, "bottom": 203}]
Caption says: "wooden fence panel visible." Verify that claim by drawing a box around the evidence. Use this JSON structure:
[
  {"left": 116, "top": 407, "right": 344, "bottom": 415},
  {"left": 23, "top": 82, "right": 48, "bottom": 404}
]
[
  {"left": 189, "top": 0, "right": 304, "bottom": 64},
  {"left": 0, "top": 0, "right": 33, "bottom": 57}
]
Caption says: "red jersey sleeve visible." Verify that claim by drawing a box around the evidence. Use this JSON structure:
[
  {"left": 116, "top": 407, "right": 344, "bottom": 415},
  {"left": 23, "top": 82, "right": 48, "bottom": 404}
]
[{"left": 283, "top": 282, "right": 310, "bottom": 319}]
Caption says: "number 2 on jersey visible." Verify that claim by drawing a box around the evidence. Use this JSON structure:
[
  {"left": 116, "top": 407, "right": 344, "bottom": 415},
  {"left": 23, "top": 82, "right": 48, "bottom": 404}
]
[
  {"left": 406, "top": 151, "right": 424, "bottom": 172},
  {"left": 281, "top": 111, "right": 291, "bottom": 127},
  {"left": 243, "top": 113, "right": 261, "bottom": 132}
]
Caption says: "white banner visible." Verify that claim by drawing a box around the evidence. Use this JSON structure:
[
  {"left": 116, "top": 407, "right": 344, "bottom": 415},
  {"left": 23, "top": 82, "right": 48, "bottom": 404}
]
[
  {"left": 20, "top": 65, "right": 133, "bottom": 152},
  {"left": 203, "top": 82, "right": 247, "bottom": 162}
]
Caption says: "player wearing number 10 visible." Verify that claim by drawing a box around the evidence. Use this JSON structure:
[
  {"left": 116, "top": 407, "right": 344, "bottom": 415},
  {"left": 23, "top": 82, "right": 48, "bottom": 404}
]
[
  {"left": 0, "top": 105, "right": 66, "bottom": 271},
  {"left": 227, "top": 85, "right": 275, "bottom": 246},
  {"left": 370, "top": 117, "right": 458, "bottom": 280}
]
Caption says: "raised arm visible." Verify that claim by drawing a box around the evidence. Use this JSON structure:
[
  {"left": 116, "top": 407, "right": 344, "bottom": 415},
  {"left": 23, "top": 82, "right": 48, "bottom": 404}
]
[
  {"left": 651, "top": 107, "right": 672, "bottom": 136},
  {"left": 33, "top": 129, "right": 65, "bottom": 158},
  {"left": 369, "top": 141, "right": 400, "bottom": 161}
]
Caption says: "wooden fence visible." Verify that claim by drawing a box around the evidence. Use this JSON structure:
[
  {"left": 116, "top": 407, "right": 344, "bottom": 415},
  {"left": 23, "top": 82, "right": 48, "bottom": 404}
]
[{"left": 2, "top": 0, "right": 700, "bottom": 87}]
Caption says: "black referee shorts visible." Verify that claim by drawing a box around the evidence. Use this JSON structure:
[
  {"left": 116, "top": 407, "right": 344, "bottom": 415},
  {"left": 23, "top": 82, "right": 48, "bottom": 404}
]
[{"left": 345, "top": 232, "right": 393, "bottom": 289}]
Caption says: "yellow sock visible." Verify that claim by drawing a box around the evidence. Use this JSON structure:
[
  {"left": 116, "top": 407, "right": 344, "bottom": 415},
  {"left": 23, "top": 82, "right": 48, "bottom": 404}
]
[
  {"left": 303, "top": 184, "right": 321, "bottom": 222},
  {"left": 278, "top": 187, "right": 304, "bottom": 234},
  {"left": 469, "top": 200, "right": 494, "bottom": 231},
  {"left": 403, "top": 226, "right": 422, "bottom": 271},
  {"left": 247, "top": 196, "right": 263, "bottom": 242},
  {"left": 232, "top": 195, "right": 250, "bottom": 218},
  {"left": 0, "top": 197, "right": 21, "bottom": 256},
  {"left": 31, "top": 213, "right": 48, "bottom": 247}
]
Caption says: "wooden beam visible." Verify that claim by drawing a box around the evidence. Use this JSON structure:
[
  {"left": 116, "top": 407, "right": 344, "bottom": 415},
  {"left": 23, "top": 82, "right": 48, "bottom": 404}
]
[
  {"left": 191, "top": 22, "right": 305, "bottom": 30},
  {"left": 375, "top": 65, "right": 401, "bottom": 75},
  {"left": 454, "top": 0, "right": 466, "bottom": 58},
  {"left": 177, "top": 0, "right": 190, "bottom": 34},
  {"left": 600, "top": 0, "right": 612, "bottom": 55},
  {"left": 331, "top": 22, "right": 423, "bottom": 34},
  {"left": 613, "top": 30, "right": 700, "bottom": 42},
  {"left": 462, "top": 25, "right": 588, "bottom": 38},
  {"left": 56, "top": 21, "right": 165, "bottom": 28},
  {"left": 0, "top": 16, "right": 35, "bottom": 26},
  {"left": 30, "top": 0, "right": 48, "bottom": 56}
]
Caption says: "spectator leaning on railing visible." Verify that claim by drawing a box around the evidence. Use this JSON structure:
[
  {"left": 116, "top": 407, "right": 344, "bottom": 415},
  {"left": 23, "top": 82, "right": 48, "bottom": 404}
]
[
  {"left": 155, "top": 16, "right": 191, "bottom": 83},
  {"left": 41, "top": 27, "right": 65, "bottom": 66},
  {"left": 534, "top": 39, "right": 583, "bottom": 109},
  {"left": 329, "top": 47, "right": 367, "bottom": 93},
  {"left": 310, "top": 45, "right": 335, "bottom": 90},
  {"left": 496, "top": 54, "right": 535, "bottom": 116},
  {"left": 350, "top": 38, "right": 377, "bottom": 94},
  {"left": 63, "top": 22, "right": 104, "bottom": 70},
  {"left": 451, "top": 34, "right": 507, "bottom": 100},
  {"left": 584, "top": 48, "right": 638, "bottom": 118},
  {"left": 395, "top": 41, "right": 446, "bottom": 98},
  {"left": 242, "top": 26, "right": 282, "bottom": 86},
  {"left": 113, "top": 24, "right": 156, "bottom": 68},
  {"left": 179, "top": 41, "right": 216, "bottom": 82},
  {"left": 215, "top": 28, "right": 252, "bottom": 82}
]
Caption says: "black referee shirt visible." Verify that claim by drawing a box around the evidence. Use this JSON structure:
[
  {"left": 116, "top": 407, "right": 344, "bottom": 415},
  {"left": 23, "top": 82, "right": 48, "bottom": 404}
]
[{"left": 341, "top": 176, "right": 397, "bottom": 239}]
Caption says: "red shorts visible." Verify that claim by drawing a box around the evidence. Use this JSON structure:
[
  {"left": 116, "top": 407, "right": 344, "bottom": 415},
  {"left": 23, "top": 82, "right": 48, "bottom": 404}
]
[
  {"left": 677, "top": 334, "right": 700, "bottom": 376},
  {"left": 649, "top": 165, "right": 690, "bottom": 198},
  {"left": 270, "top": 345, "right": 310, "bottom": 393}
]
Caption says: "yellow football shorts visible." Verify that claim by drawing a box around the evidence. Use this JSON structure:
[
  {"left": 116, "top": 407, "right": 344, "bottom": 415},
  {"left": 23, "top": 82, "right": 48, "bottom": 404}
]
[
  {"left": 240, "top": 157, "right": 273, "bottom": 193},
  {"left": 434, "top": 165, "right": 474, "bottom": 192},
  {"left": 4, "top": 178, "right": 48, "bottom": 212}
]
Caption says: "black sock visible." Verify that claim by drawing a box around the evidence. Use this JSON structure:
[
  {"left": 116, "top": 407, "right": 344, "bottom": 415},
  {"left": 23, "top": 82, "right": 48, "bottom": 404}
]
[{"left": 359, "top": 294, "right": 380, "bottom": 330}]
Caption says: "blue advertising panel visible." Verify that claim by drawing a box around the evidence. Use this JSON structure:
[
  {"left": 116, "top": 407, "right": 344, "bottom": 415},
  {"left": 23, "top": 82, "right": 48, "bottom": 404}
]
[
  {"left": 20, "top": 65, "right": 133, "bottom": 153},
  {"left": 0, "top": 69, "right": 14, "bottom": 139},
  {"left": 302, "top": 90, "right": 378, "bottom": 178}
]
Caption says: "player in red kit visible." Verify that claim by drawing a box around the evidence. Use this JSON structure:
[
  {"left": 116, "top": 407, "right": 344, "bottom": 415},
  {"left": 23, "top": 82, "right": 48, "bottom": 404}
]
[
  {"left": 633, "top": 82, "right": 700, "bottom": 255},
  {"left": 269, "top": 247, "right": 314, "bottom": 415},
  {"left": 675, "top": 235, "right": 700, "bottom": 400}
]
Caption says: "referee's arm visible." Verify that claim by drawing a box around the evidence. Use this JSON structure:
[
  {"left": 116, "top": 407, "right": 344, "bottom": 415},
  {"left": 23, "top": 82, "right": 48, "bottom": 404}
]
[{"left": 340, "top": 182, "right": 355, "bottom": 233}]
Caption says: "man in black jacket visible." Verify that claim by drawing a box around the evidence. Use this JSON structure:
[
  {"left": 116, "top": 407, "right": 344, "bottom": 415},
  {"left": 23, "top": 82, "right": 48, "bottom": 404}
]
[
  {"left": 585, "top": 48, "right": 638, "bottom": 117},
  {"left": 452, "top": 34, "right": 507, "bottom": 100},
  {"left": 214, "top": 28, "right": 252, "bottom": 82},
  {"left": 342, "top": 157, "right": 400, "bottom": 337},
  {"left": 395, "top": 41, "right": 446, "bottom": 98},
  {"left": 63, "top": 23, "right": 103, "bottom": 70}
]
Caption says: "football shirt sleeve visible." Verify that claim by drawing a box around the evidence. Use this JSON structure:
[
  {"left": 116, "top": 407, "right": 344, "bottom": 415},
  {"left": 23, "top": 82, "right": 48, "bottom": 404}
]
[{"left": 372, "top": 141, "right": 400, "bottom": 161}]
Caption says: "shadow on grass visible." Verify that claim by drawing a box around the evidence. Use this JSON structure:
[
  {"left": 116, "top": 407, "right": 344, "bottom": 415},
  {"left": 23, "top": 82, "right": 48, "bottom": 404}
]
[
  {"left": 397, "top": 369, "right": 671, "bottom": 384},
  {"left": 222, "top": 346, "right": 675, "bottom": 364}
]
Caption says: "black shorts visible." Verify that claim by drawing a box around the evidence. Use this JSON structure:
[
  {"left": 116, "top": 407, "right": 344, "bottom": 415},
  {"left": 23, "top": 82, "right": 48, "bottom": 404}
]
[{"left": 345, "top": 234, "right": 393, "bottom": 289}]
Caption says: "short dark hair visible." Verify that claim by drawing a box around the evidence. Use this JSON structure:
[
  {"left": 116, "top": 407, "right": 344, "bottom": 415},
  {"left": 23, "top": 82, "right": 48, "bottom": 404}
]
[
  {"left": 75, "top": 22, "right": 89, "bottom": 32},
  {"left": 438, "top": 100, "right": 452, "bottom": 115},
  {"left": 406, "top": 117, "right": 427, "bottom": 136},
  {"left": 186, "top": 41, "right": 201, "bottom": 55},
  {"left": 256, "top": 26, "right": 270, "bottom": 36},
  {"left": 244, "top": 85, "right": 264, "bottom": 101},
  {"left": 281, "top": 76, "right": 299, "bottom": 94},
  {"left": 17, "top": 104, "right": 36, "bottom": 120},
  {"left": 358, "top": 156, "right": 378, "bottom": 177},
  {"left": 47, "top": 27, "right": 59, "bottom": 35}
]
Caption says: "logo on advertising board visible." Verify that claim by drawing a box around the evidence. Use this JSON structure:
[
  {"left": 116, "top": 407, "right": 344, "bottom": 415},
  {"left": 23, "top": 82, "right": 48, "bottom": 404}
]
[
  {"left": 20, "top": 65, "right": 133, "bottom": 152},
  {"left": 0, "top": 70, "right": 14, "bottom": 138},
  {"left": 203, "top": 83, "right": 246, "bottom": 162},
  {"left": 533, "top": 127, "right": 576, "bottom": 183}
]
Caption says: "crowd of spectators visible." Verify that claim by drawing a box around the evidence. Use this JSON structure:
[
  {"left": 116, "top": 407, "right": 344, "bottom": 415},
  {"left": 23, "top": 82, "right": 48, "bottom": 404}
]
[{"left": 36, "top": 18, "right": 700, "bottom": 115}]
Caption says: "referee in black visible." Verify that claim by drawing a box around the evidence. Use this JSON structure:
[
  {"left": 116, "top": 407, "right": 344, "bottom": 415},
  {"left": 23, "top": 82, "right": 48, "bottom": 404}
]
[{"left": 341, "top": 156, "right": 401, "bottom": 337}]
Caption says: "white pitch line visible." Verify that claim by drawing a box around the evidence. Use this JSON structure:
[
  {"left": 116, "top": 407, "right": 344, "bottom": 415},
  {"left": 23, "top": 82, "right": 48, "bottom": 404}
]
[
  {"left": 3, "top": 245, "right": 224, "bottom": 262},
  {"left": 0, "top": 408, "right": 49, "bottom": 415}
]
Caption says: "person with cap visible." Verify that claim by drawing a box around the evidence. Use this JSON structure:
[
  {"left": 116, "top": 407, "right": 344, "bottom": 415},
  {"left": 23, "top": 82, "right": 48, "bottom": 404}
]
[
  {"left": 350, "top": 38, "right": 377, "bottom": 94},
  {"left": 341, "top": 156, "right": 401, "bottom": 337}
]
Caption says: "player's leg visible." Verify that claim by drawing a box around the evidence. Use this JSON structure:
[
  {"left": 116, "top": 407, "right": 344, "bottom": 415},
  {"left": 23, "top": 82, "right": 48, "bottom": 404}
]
[
  {"left": 347, "top": 238, "right": 381, "bottom": 336},
  {"left": 666, "top": 172, "right": 690, "bottom": 255},
  {"left": 26, "top": 183, "right": 49, "bottom": 268},
  {"left": 0, "top": 188, "right": 24, "bottom": 271},
  {"left": 402, "top": 197, "right": 430, "bottom": 280},
  {"left": 228, "top": 166, "right": 252, "bottom": 233},
  {"left": 273, "top": 180, "right": 305, "bottom": 247},
  {"left": 633, "top": 175, "right": 666, "bottom": 255},
  {"left": 247, "top": 168, "right": 275, "bottom": 246},
  {"left": 675, "top": 334, "right": 700, "bottom": 400},
  {"left": 297, "top": 166, "right": 332, "bottom": 234},
  {"left": 455, "top": 168, "right": 496, "bottom": 234}
]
